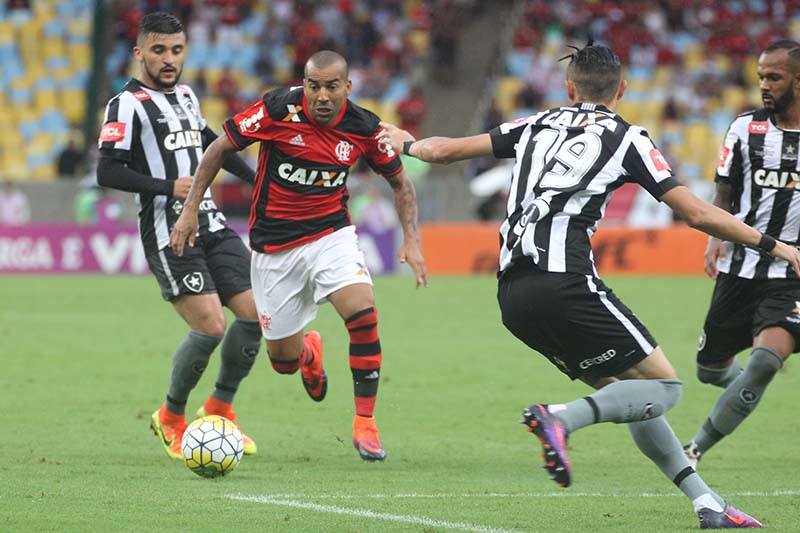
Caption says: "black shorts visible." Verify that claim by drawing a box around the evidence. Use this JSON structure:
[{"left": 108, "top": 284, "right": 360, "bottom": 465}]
[
  {"left": 497, "top": 261, "right": 657, "bottom": 382},
  {"left": 145, "top": 227, "right": 251, "bottom": 304},
  {"left": 697, "top": 272, "right": 800, "bottom": 364}
]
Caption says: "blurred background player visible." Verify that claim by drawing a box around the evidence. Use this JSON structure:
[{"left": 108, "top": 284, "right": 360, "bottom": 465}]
[
  {"left": 97, "top": 12, "right": 262, "bottom": 460},
  {"left": 0, "top": 179, "right": 31, "bottom": 226},
  {"left": 376, "top": 42, "right": 800, "bottom": 528},
  {"left": 684, "top": 40, "right": 800, "bottom": 467},
  {"left": 170, "top": 50, "right": 428, "bottom": 462}
]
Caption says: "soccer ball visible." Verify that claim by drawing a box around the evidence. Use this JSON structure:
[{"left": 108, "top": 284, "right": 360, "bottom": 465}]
[{"left": 181, "top": 415, "right": 244, "bottom": 478}]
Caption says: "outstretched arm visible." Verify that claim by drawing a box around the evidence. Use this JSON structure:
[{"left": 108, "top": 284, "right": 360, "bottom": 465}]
[
  {"left": 663, "top": 185, "right": 800, "bottom": 276},
  {"left": 378, "top": 122, "right": 493, "bottom": 164},
  {"left": 383, "top": 169, "right": 428, "bottom": 288},
  {"left": 703, "top": 182, "right": 732, "bottom": 279},
  {"left": 169, "top": 134, "right": 239, "bottom": 255}
]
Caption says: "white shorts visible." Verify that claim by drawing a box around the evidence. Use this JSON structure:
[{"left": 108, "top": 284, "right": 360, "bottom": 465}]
[{"left": 251, "top": 225, "right": 373, "bottom": 340}]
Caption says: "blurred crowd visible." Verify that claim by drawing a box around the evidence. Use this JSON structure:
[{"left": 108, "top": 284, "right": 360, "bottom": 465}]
[
  {"left": 96, "top": 0, "right": 459, "bottom": 225},
  {"left": 471, "top": 0, "right": 800, "bottom": 224},
  {"left": 497, "top": 0, "right": 800, "bottom": 180},
  {"left": 9, "top": 1, "right": 797, "bottom": 228},
  {"left": 104, "top": 0, "right": 441, "bottom": 135}
]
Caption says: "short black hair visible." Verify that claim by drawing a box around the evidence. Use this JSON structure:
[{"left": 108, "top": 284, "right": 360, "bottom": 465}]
[
  {"left": 563, "top": 43, "right": 622, "bottom": 103},
  {"left": 762, "top": 39, "right": 800, "bottom": 72},
  {"left": 304, "top": 50, "right": 349, "bottom": 78},
  {"left": 137, "top": 12, "right": 184, "bottom": 45},
  {"left": 764, "top": 39, "right": 800, "bottom": 53}
]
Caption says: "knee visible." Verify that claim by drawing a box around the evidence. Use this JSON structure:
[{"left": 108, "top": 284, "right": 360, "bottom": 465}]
[
  {"left": 696, "top": 364, "right": 725, "bottom": 385},
  {"left": 195, "top": 312, "right": 227, "bottom": 338},
  {"left": 746, "top": 347, "right": 783, "bottom": 381},
  {"left": 200, "top": 319, "right": 227, "bottom": 338},
  {"left": 657, "top": 379, "right": 682, "bottom": 413},
  {"left": 266, "top": 336, "right": 304, "bottom": 362}
]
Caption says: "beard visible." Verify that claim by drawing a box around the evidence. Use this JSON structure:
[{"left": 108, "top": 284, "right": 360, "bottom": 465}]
[
  {"left": 765, "top": 87, "right": 795, "bottom": 114},
  {"left": 144, "top": 63, "right": 182, "bottom": 90}
]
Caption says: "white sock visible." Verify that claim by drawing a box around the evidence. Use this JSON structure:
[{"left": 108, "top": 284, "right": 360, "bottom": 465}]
[{"left": 693, "top": 493, "right": 724, "bottom": 513}]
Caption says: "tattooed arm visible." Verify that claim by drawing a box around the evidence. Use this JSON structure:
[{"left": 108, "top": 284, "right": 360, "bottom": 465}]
[{"left": 383, "top": 169, "right": 428, "bottom": 288}]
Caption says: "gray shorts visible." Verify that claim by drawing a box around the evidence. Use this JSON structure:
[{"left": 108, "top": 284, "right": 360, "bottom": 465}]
[{"left": 146, "top": 227, "right": 251, "bottom": 304}]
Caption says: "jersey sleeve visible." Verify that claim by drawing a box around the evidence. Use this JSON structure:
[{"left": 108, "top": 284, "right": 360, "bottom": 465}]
[
  {"left": 622, "top": 130, "right": 681, "bottom": 200},
  {"left": 222, "top": 92, "right": 282, "bottom": 150},
  {"left": 98, "top": 93, "right": 138, "bottom": 161},
  {"left": 714, "top": 123, "right": 742, "bottom": 186},
  {"left": 489, "top": 116, "right": 533, "bottom": 158},
  {"left": 363, "top": 127, "right": 403, "bottom": 177}
]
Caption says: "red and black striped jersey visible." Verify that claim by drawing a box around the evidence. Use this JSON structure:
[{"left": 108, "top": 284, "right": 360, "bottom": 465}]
[{"left": 223, "top": 87, "right": 402, "bottom": 253}]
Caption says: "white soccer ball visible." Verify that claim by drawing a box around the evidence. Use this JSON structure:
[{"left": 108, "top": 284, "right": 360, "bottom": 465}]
[{"left": 181, "top": 415, "right": 244, "bottom": 478}]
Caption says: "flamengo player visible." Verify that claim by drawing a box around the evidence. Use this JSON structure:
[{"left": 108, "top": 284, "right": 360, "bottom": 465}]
[{"left": 171, "top": 50, "right": 427, "bottom": 461}]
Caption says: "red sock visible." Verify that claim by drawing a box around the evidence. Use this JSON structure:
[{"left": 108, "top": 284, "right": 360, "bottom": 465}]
[
  {"left": 269, "top": 342, "right": 311, "bottom": 374},
  {"left": 345, "top": 307, "right": 381, "bottom": 417}
]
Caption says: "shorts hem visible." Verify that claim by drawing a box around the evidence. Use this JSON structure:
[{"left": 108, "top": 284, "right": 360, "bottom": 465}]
[
  {"left": 315, "top": 279, "right": 373, "bottom": 305},
  {"left": 262, "top": 317, "right": 315, "bottom": 341},
  {"left": 164, "top": 289, "right": 218, "bottom": 302}
]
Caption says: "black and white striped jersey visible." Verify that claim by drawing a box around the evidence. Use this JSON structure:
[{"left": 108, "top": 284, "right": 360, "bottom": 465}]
[
  {"left": 98, "top": 79, "right": 226, "bottom": 254},
  {"left": 490, "top": 102, "right": 680, "bottom": 275},
  {"left": 715, "top": 109, "right": 800, "bottom": 279}
]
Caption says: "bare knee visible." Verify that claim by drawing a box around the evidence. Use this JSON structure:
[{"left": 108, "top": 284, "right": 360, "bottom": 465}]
[
  {"left": 195, "top": 314, "right": 227, "bottom": 337},
  {"left": 266, "top": 334, "right": 304, "bottom": 360}
]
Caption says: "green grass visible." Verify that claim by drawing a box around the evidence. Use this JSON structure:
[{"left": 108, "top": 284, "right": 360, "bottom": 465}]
[{"left": 1, "top": 275, "right": 798, "bottom": 531}]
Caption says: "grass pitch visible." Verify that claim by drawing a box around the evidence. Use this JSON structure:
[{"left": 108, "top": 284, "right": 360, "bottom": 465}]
[{"left": 1, "top": 274, "right": 798, "bottom": 531}]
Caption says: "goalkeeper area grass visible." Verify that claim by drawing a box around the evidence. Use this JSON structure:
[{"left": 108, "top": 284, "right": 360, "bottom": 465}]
[{"left": 2, "top": 275, "right": 798, "bottom": 531}]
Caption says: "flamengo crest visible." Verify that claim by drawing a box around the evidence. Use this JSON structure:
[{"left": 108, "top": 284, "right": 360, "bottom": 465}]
[{"left": 335, "top": 140, "right": 353, "bottom": 162}]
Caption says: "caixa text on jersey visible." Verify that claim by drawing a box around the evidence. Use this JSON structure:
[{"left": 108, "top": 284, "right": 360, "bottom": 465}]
[
  {"left": 163, "top": 130, "right": 202, "bottom": 151},
  {"left": 753, "top": 168, "right": 800, "bottom": 189},
  {"left": 278, "top": 163, "right": 347, "bottom": 187}
]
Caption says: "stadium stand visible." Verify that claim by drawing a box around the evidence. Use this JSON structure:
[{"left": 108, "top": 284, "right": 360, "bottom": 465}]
[
  {"left": 0, "top": 0, "right": 91, "bottom": 181},
  {"left": 103, "top": 0, "right": 433, "bottom": 145},
  {"left": 484, "top": 0, "right": 799, "bottom": 224},
  {"left": 8, "top": 1, "right": 799, "bottom": 225},
  {"left": 96, "top": 0, "right": 437, "bottom": 214}
]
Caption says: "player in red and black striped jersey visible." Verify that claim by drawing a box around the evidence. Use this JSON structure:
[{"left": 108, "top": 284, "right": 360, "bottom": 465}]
[
  {"left": 171, "top": 50, "right": 428, "bottom": 461},
  {"left": 222, "top": 84, "right": 403, "bottom": 253}
]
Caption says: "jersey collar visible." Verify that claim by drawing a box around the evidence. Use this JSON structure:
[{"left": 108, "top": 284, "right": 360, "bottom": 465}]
[
  {"left": 576, "top": 102, "right": 611, "bottom": 113},
  {"left": 302, "top": 93, "right": 348, "bottom": 128},
  {"left": 133, "top": 78, "right": 177, "bottom": 94}
]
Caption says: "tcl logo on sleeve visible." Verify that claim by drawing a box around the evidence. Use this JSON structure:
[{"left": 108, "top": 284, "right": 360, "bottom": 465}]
[
  {"left": 717, "top": 145, "right": 731, "bottom": 169},
  {"left": 99, "top": 122, "right": 126, "bottom": 142},
  {"left": 649, "top": 148, "right": 671, "bottom": 172},
  {"left": 132, "top": 90, "right": 151, "bottom": 101},
  {"left": 749, "top": 121, "right": 769, "bottom": 134}
]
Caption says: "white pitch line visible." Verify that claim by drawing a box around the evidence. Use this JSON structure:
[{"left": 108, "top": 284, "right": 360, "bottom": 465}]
[
  {"left": 230, "top": 489, "right": 800, "bottom": 500},
  {"left": 227, "top": 495, "right": 527, "bottom": 533}
]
